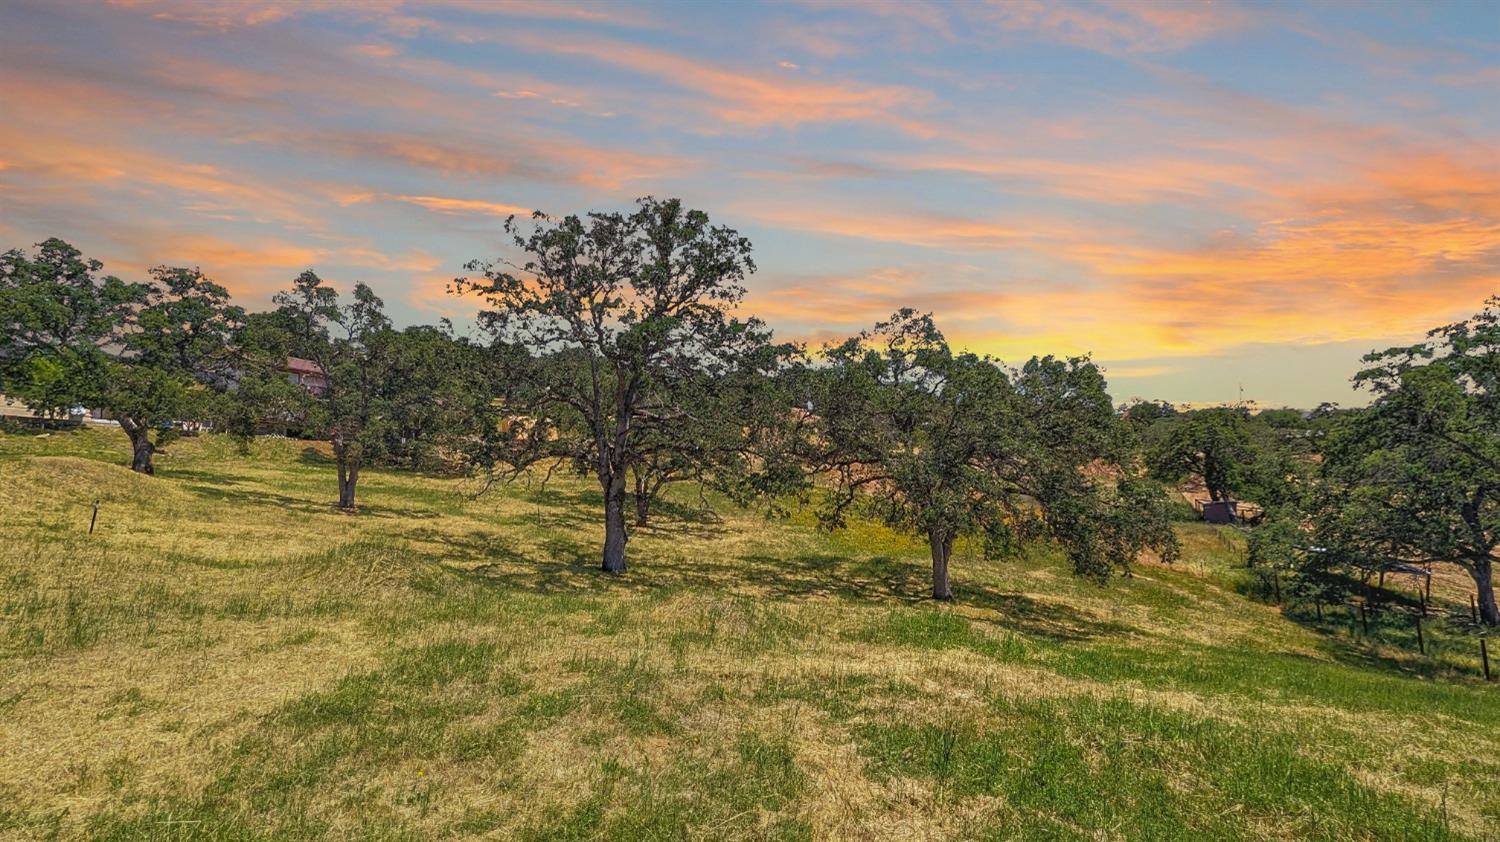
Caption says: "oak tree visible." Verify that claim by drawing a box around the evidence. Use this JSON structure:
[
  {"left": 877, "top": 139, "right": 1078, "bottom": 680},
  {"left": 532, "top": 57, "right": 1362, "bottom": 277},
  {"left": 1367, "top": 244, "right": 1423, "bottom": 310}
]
[
  {"left": 455, "top": 197, "right": 765, "bottom": 573},
  {"left": 804, "top": 310, "right": 1176, "bottom": 600},
  {"left": 1317, "top": 298, "right": 1500, "bottom": 626},
  {"left": 267, "top": 271, "right": 392, "bottom": 509},
  {"left": 0, "top": 240, "right": 241, "bottom": 473}
]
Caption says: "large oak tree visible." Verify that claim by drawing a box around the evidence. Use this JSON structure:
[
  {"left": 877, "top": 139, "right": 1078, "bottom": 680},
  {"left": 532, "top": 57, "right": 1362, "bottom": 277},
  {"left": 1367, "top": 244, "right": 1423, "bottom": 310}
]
[
  {"left": 0, "top": 239, "right": 148, "bottom": 424},
  {"left": 1, "top": 240, "right": 241, "bottom": 473},
  {"left": 803, "top": 310, "right": 1176, "bottom": 600},
  {"left": 455, "top": 197, "right": 767, "bottom": 573},
  {"left": 1317, "top": 298, "right": 1500, "bottom": 627}
]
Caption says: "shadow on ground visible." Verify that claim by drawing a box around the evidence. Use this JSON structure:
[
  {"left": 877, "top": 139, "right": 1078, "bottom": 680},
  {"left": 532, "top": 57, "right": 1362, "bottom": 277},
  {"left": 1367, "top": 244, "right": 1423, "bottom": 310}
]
[{"left": 425, "top": 524, "right": 1131, "bottom": 642}]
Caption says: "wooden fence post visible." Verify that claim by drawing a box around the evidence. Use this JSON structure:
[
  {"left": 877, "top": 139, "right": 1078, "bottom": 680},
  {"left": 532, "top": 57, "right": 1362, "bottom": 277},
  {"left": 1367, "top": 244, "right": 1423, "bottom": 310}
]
[
  {"left": 1415, "top": 614, "right": 1425, "bottom": 655},
  {"left": 88, "top": 499, "right": 100, "bottom": 535},
  {"left": 1482, "top": 639, "right": 1492, "bottom": 682}
]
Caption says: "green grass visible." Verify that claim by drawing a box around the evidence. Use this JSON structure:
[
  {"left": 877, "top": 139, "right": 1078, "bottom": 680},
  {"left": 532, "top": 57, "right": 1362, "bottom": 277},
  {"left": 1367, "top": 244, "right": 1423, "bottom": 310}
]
[
  {"left": 0, "top": 427, "right": 1496, "bottom": 840},
  {"left": 858, "top": 694, "right": 1458, "bottom": 840}
]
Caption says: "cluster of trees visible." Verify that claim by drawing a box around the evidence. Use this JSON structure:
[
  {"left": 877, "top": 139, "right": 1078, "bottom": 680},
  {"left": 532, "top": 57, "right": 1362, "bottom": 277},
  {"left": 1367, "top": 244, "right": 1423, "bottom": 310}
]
[
  {"left": 0, "top": 241, "right": 495, "bottom": 502},
  {"left": 452, "top": 199, "right": 1177, "bottom": 596},
  {"left": 1123, "top": 305, "right": 1499, "bottom": 629},
  {"left": 1247, "top": 303, "right": 1499, "bottom": 628},
  {"left": 2, "top": 199, "right": 1493, "bottom": 619}
]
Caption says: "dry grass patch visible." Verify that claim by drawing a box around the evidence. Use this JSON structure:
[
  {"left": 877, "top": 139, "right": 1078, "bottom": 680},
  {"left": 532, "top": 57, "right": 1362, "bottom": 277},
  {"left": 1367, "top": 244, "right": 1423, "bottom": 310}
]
[{"left": 1, "top": 429, "right": 1495, "bottom": 840}]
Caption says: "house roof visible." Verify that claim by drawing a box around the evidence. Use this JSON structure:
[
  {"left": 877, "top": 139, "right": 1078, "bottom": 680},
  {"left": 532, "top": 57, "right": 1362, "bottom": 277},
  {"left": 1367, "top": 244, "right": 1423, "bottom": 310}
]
[{"left": 285, "top": 357, "right": 324, "bottom": 375}]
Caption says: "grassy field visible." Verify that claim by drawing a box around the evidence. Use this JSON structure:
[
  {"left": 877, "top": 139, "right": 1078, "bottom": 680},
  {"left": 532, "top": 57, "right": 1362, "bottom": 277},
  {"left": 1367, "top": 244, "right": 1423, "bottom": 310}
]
[{"left": 1, "top": 428, "right": 1496, "bottom": 841}]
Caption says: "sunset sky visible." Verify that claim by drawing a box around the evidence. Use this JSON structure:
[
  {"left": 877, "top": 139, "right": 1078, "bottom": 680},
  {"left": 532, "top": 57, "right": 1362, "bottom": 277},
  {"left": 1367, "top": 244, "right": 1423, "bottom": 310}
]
[{"left": 1, "top": 0, "right": 1496, "bottom": 407}]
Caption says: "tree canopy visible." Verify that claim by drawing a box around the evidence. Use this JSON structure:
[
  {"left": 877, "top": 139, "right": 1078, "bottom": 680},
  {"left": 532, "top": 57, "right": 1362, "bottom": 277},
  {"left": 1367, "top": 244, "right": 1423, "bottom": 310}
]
[
  {"left": 0, "top": 239, "right": 148, "bottom": 416},
  {"left": 0, "top": 240, "right": 241, "bottom": 473},
  {"left": 1313, "top": 298, "right": 1500, "bottom": 627},
  {"left": 802, "top": 310, "right": 1177, "bottom": 600},
  {"left": 244, "top": 271, "right": 494, "bottom": 510},
  {"left": 455, "top": 197, "right": 774, "bottom": 573}
]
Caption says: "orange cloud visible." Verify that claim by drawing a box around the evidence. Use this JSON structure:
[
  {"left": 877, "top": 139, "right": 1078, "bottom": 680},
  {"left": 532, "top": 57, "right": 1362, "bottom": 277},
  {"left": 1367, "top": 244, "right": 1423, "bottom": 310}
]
[
  {"left": 749, "top": 268, "right": 1007, "bottom": 332},
  {"left": 0, "top": 125, "right": 327, "bottom": 230},
  {"left": 885, "top": 153, "right": 1263, "bottom": 204},
  {"left": 302, "top": 130, "right": 689, "bottom": 191},
  {"left": 105, "top": 232, "right": 441, "bottom": 295},
  {"left": 407, "top": 272, "right": 487, "bottom": 319},
  {"left": 340, "top": 193, "right": 535, "bottom": 218},
  {"left": 514, "top": 35, "right": 936, "bottom": 135},
  {"left": 739, "top": 142, "right": 1498, "bottom": 362},
  {"left": 735, "top": 202, "right": 1083, "bottom": 251},
  {"left": 107, "top": 0, "right": 657, "bottom": 33}
]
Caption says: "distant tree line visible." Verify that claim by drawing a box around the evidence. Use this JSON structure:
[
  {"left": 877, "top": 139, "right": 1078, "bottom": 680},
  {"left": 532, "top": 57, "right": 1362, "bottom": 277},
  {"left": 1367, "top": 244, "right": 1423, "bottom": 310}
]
[
  {"left": 1124, "top": 306, "right": 1498, "bottom": 628},
  {"left": 1, "top": 198, "right": 1493, "bottom": 622}
]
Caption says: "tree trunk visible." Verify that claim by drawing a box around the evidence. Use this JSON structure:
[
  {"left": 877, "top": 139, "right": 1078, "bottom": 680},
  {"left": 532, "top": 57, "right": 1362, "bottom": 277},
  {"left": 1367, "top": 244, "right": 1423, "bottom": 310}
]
[
  {"left": 1471, "top": 559, "right": 1499, "bottom": 628},
  {"left": 634, "top": 470, "right": 651, "bottom": 527},
  {"left": 336, "top": 450, "right": 359, "bottom": 511},
  {"left": 121, "top": 418, "right": 155, "bottom": 475},
  {"left": 602, "top": 473, "right": 628, "bottom": 574},
  {"left": 929, "top": 528, "right": 954, "bottom": 601},
  {"left": 131, "top": 436, "right": 155, "bottom": 475}
]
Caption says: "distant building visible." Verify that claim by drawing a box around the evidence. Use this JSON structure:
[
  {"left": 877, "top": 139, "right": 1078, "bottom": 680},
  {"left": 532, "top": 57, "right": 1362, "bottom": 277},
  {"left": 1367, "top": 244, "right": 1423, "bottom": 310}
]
[
  {"left": 1201, "top": 500, "right": 1239, "bottom": 525},
  {"left": 284, "top": 357, "right": 328, "bottom": 395}
]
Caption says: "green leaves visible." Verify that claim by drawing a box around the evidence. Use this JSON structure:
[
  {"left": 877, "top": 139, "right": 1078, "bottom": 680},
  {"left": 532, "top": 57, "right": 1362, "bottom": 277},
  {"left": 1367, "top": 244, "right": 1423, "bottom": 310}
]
[
  {"left": 0, "top": 238, "right": 149, "bottom": 413},
  {"left": 1, "top": 240, "right": 242, "bottom": 471},
  {"left": 808, "top": 311, "right": 1176, "bottom": 588},
  {"left": 1314, "top": 298, "right": 1499, "bottom": 625}
]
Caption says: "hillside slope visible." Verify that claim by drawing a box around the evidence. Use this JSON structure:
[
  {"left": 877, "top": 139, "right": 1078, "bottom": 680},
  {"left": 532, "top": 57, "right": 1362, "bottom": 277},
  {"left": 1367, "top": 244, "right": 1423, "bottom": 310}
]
[{"left": 1, "top": 429, "right": 1496, "bottom": 840}]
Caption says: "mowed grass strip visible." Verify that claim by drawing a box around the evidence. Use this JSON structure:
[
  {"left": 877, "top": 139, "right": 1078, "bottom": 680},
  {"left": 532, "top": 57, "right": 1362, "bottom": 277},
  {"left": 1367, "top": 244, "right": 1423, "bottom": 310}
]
[{"left": 0, "top": 428, "right": 1495, "bottom": 840}]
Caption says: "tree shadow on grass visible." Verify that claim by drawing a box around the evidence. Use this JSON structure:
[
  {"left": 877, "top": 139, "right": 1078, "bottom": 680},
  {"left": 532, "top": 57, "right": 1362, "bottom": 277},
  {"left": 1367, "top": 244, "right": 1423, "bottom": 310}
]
[
  {"left": 166, "top": 467, "right": 241, "bottom": 488},
  {"left": 428, "top": 528, "right": 1130, "bottom": 642},
  {"left": 1226, "top": 565, "right": 1494, "bottom": 684},
  {"left": 494, "top": 490, "right": 732, "bottom": 542},
  {"left": 403, "top": 525, "right": 625, "bottom": 596},
  {"left": 963, "top": 587, "right": 1135, "bottom": 642},
  {"left": 298, "top": 446, "right": 334, "bottom": 466},
  {"left": 179, "top": 481, "right": 439, "bottom": 521},
  {"left": 1279, "top": 601, "right": 1493, "bottom": 685},
  {"left": 640, "top": 496, "right": 726, "bottom": 527},
  {"left": 731, "top": 552, "right": 1130, "bottom": 641},
  {"left": 630, "top": 516, "right": 732, "bottom": 540}
]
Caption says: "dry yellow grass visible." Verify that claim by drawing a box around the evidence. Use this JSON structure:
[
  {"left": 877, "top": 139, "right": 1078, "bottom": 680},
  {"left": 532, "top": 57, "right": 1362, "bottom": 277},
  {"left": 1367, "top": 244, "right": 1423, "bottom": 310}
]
[{"left": 0, "top": 428, "right": 1496, "bottom": 840}]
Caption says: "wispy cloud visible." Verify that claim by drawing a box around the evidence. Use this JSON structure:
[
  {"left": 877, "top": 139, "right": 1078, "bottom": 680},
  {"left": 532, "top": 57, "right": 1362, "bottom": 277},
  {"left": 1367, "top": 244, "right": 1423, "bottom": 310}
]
[
  {"left": 2, "top": 0, "right": 1494, "bottom": 406},
  {"left": 503, "top": 33, "right": 937, "bottom": 135},
  {"left": 341, "top": 193, "right": 536, "bottom": 218}
]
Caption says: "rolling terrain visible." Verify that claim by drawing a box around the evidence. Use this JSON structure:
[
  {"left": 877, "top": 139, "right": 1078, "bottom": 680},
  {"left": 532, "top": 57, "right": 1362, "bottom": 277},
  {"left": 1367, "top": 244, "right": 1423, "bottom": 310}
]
[{"left": 1, "top": 429, "right": 1496, "bottom": 840}]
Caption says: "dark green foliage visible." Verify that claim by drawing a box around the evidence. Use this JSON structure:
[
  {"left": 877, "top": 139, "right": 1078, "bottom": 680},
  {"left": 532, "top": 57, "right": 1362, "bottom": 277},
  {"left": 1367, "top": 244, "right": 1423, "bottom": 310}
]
[
  {"left": 1147, "top": 407, "right": 1254, "bottom": 503},
  {"left": 0, "top": 238, "right": 148, "bottom": 405},
  {"left": 1314, "top": 298, "right": 1500, "bottom": 626},
  {"left": 455, "top": 197, "right": 780, "bottom": 573},
  {"left": 626, "top": 334, "right": 803, "bottom": 526},
  {"left": 802, "top": 309, "right": 1177, "bottom": 599},
  {"left": 1119, "top": 397, "right": 1178, "bottom": 426},
  {"left": 0, "top": 241, "right": 242, "bottom": 473},
  {"left": 1145, "top": 404, "right": 1314, "bottom": 515},
  {"left": 238, "top": 272, "right": 497, "bottom": 509}
]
